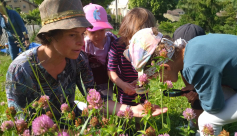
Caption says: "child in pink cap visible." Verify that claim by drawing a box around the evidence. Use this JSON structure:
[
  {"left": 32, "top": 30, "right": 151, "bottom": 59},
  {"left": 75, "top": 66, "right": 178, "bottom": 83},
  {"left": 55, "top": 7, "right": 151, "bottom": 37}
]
[{"left": 83, "top": 3, "right": 117, "bottom": 98}]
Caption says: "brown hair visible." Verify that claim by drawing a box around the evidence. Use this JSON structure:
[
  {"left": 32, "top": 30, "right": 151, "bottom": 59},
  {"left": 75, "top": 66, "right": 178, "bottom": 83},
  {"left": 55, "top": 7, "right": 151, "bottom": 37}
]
[
  {"left": 37, "top": 30, "right": 63, "bottom": 45},
  {"left": 118, "top": 7, "right": 156, "bottom": 46}
]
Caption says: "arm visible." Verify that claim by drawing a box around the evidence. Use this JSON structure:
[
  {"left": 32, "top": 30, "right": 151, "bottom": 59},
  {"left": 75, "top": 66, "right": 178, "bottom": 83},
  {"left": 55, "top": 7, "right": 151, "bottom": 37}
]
[
  {"left": 108, "top": 71, "right": 136, "bottom": 95},
  {"left": 107, "top": 41, "right": 136, "bottom": 95},
  {"left": 182, "top": 65, "right": 224, "bottom": 113},
  {"left": 6, "top": 64, "right": 34, "bottom": 117},
  {"left": 104, "top": 100, "right": 168, "bottom": 117},
  {"left": 13, "top": 11, "right": 29, "bottom": 46}
]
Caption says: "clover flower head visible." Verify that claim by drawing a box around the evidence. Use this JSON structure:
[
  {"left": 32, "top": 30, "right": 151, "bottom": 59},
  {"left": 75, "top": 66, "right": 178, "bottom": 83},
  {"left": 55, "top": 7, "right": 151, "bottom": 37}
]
[
  {"left": 1, "top": 101, "right": 6, "bottom": 106},
  {"left": 143, "top": 100, "right": 155, "bottom": 114},
  {"left": 151, "top": 60, "right": 155, "bottom": 66},
  {"left": 60, "top": 103, "right": 70, "bottom": 113},
  {"left": 119, "top": 134, "right": 128, "bottom": 136},
  {"left": 32, "top": 101, "right": 39, "bottom": 108},
  {"left": 58, "top": 131, "right": 70, "bottom": 136},
  {"left": 124, "top": 107, "right": 133, "bottom": 119},
  {"left": 158, "top": 134, "right": 170, "bottom": 136},
  {"left": 82, "top": 107, "right": 89, "bottom": 116},
  {"left": 160, "top": 48, "right": 167, "bottom": 57},
  {"left": 1, "top": 120, "right": 14, "bottom": 131},
  {"left": 22, "top": 129, "right": 30, "bottom": 136},
  {"left": 202, "top": 124, "right": 214, "bottom": 136},
  {"left": 38, "top": 95, "right": 50, "bottom": 109},
  {"left": 32, "top": 114, "right": 54, "bottom": 135},
  {"left": 183, "top": 108, "right": 196, "bottom": 121},
  {"left": 139, "top": 73, "right": 148, "bottom": 86},
  {"left": 165, "top": 80, "right": 173, "bottom": 89},
  {"left": 117, "top": 110, "right": 125, "bottom": 118},
  {"left": 90, "top": 116, "right": 99, "bottom": 127},
  {"left": 145, "top": 126, "right": 156, "bottom": 136},
  {"left": 15, "top": 119, "right": 28, "bottom": 134},
  {"left": 87, "top": 89, "right": 103, "bottom": 109}
]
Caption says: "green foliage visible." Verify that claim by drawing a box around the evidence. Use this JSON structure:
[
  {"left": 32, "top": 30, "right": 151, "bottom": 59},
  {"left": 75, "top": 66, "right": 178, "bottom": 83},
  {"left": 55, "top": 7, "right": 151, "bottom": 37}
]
[
  {"left": 21, "top": 8, "right": 41, "bottom": 25},
  {"left": 128, "top": 0, "right": 177, "bottom": 21},
  {"left": 177, "top": 0, "right": 237, "bottom": 34},
  {"left": 81, "top": 0, "right": 114, "bottom": 8}
]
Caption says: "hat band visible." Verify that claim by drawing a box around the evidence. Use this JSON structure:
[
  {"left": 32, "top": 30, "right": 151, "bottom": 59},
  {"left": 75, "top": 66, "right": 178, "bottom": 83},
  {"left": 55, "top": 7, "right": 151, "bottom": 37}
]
[{"left": 41, "top": 10, "right": 85, "bottom": 26}]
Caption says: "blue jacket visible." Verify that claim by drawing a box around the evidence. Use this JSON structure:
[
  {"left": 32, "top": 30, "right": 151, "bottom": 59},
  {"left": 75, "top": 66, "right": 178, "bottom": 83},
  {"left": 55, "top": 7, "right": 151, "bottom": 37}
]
[{"left": 0, "top": 9, "right": 28, "bottom": 44}]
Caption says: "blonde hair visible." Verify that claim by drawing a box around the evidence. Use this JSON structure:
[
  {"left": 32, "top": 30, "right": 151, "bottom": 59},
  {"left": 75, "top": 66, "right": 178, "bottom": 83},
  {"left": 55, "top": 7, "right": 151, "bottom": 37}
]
[{"left": 118, "top": 7, "right": 156, "bottom": 46}]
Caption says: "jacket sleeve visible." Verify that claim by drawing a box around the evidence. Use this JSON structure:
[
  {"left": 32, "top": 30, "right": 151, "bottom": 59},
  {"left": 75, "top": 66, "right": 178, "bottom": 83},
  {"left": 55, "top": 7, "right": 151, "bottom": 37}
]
[{"left": 182, "top": 64, "right": 225, "bottom": 113}]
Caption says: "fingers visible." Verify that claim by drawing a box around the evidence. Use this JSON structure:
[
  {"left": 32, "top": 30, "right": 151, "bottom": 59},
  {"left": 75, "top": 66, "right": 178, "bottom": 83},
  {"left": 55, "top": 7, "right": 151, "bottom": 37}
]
[{"left": 152, "top": 107, "right": 168, "bottom": 117}]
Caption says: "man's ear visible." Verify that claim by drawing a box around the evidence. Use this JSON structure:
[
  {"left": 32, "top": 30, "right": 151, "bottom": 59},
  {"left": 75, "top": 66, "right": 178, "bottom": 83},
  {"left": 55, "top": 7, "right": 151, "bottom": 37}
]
[{"left": 160, "top": 63, "right": 171, "bottom": 71}]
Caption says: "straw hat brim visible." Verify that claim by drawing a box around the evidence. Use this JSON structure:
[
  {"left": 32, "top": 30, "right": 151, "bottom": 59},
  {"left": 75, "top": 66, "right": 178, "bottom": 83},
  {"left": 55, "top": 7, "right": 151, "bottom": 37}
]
[{"left": 38, "top": 16, "right": 93, "bottom": 35}]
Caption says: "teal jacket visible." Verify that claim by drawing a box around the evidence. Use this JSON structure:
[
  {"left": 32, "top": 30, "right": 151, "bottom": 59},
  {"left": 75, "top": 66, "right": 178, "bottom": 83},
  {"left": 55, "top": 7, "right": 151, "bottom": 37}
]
[{"left": 182, "top": 33, "right": 237, "bottom": 113}]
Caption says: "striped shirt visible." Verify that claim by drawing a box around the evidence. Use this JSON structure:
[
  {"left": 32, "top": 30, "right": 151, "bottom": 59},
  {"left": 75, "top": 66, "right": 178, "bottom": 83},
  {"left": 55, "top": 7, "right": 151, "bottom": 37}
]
[{"left": 107, "top": 38, "right": 147, "bottom": 106}]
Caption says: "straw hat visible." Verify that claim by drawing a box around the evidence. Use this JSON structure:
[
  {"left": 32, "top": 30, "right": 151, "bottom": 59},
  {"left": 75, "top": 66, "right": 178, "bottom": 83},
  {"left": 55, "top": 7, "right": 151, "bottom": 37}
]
[{"left": 38, "top": 0, "right": 92, "bottom": 35}]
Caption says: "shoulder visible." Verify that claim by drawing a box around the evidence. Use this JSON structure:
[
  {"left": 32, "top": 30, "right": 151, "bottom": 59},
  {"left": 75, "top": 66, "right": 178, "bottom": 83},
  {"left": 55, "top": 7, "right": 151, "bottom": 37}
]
[{"left": 106, "top": 31, "right": 118, "bottom": 39}]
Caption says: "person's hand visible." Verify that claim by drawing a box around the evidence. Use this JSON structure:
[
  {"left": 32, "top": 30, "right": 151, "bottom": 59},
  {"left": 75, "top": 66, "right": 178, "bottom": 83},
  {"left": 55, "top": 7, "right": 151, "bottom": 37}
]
[
  {"left": 121, "top": 82, "right": 136, "bottom": 95},
  {"left": 131, "top": 104, "right": 168, "bottom": 117},
  {"left": 25, "top": 40, "right": 30, "bottom": 47},
  {"left": 181, "top": 85, "right": 198, "bottom": 105}
]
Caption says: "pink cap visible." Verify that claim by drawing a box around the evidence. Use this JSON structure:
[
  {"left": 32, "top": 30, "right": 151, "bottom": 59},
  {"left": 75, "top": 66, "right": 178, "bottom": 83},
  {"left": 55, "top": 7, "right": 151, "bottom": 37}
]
[{"left": 83, "top": 3, "right": 113, "bottom": 31}]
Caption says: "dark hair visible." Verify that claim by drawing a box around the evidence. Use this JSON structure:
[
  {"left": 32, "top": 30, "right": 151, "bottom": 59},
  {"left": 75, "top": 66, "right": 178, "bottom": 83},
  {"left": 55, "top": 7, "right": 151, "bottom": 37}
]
[
  {"left": 37, "top": 29, "right": 63, "bottom": 45},
  {"left": 0, "top": 0, "right": 6, "bottom": 8},
  {"left": 118, "top": 7, "right": 156, "bottom": 46}
]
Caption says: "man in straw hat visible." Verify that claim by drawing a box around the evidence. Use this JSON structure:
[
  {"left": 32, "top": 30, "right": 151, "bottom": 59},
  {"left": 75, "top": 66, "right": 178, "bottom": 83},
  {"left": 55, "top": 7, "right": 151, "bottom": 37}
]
[{"left": 5, "top": 0, "right": 167, "bottom": 131}]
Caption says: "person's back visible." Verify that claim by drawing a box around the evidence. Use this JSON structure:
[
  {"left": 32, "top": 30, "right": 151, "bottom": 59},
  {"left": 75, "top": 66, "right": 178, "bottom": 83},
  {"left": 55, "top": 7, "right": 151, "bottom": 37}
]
[{"left": 183, "top": 33, "right": 237, "bottom": 112}]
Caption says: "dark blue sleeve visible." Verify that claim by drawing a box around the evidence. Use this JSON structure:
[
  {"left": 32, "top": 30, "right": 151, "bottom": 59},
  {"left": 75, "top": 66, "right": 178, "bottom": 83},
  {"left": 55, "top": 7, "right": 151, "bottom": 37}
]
[
  {"left": 12, "top": 10, "right": 28, "bottom": 34},
  {"left": 0, "top": 17, "right": 3, "bottom": 35},
  {"left": 182, "top": 64, "right": 225, "bottom": 113}
]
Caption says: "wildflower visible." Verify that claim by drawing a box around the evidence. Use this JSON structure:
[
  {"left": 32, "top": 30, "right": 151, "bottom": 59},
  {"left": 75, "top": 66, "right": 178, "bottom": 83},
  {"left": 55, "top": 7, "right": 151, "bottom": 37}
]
[
  {"left": 68, "top": 111, "right": 75, "bottom": 120},
  {"left": 145, "top": 126, "right": 156, "bottom": 136},
  {"left": 32, "top": 101, "right": 39, "bottom": 108},
  {"left": 1, "top": 120, "right": 14, "bottom": 131},
  {"left": 6, "top": 106, "right": 16, "bottom": 120},
  {"left": 38, "top": 95, "right": 50, "bottom": 109},
  {"left": 32, "top": 114, "right": 54, "bottom": 135},
  {"left": 124, "top": 107, "right": 133, "bottom": 119},
  {"left": 117, "top": 110, "right": 125, "bottom": 118},
  {"left": 235, "top": 132, "right": 237, "bottom": 136},
  {"left": 87, "top": 89, "right": 103, "bottom": 109},
  {"left": 218, "top": 129, "right": 229, "bottom": 136},
  {"left": 46, "top": 111, "right": 53, "bottom": 119},
  {"left": 139, "top": 73, "right": 148, "bottom": 86},
  {"left": 183, "top": 108, "right": 196, "bottom": 121},
  {"left": 102, "top": 117, "right": 108, "bottom": 127},
  {"left": 0, "top": 101, "right": 6, "bottom": 106},
  {"left": 58, "top": 131, "right": 70, "bottom": 136},
  {"left": 151, "top": 60, "right": 155, "bottom": 66},
  {"left": 82, "top": 107, "right": 89, "bottom": 116},
  {"left": 143, "top": 100, "right": 156, "bottom": 114},
  {"left": 75, "top": 118, "right": 82, "bottom": 127},
  {"left": 202, "top": 124, "right": 214, "bottom": 136},
  {"left": 15, "top": 119, "right": 28, "bottom": 134},
  {"left": 90, "top": 116, "right": 99, "bottom": 127},
  {"left": 158, "top": 134, "right": 170, "bottom": 136},
  {"left": 22, "top": 129, "right": 30, "bottom": 136},
  {"left": 165, "top": 80, "right": 173, "bottom": 89},
  {"left": 60, "top": 103, "right": 70, "bottom": 113},
  {"left": 159, "top": 48, "right": 167, "bottom": 58},
  {"left": 51, "top": 124, "right": 58, "bottom": 133},
  {"left": 119, "top": 134, "right": 128, "bottom": 136}
]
